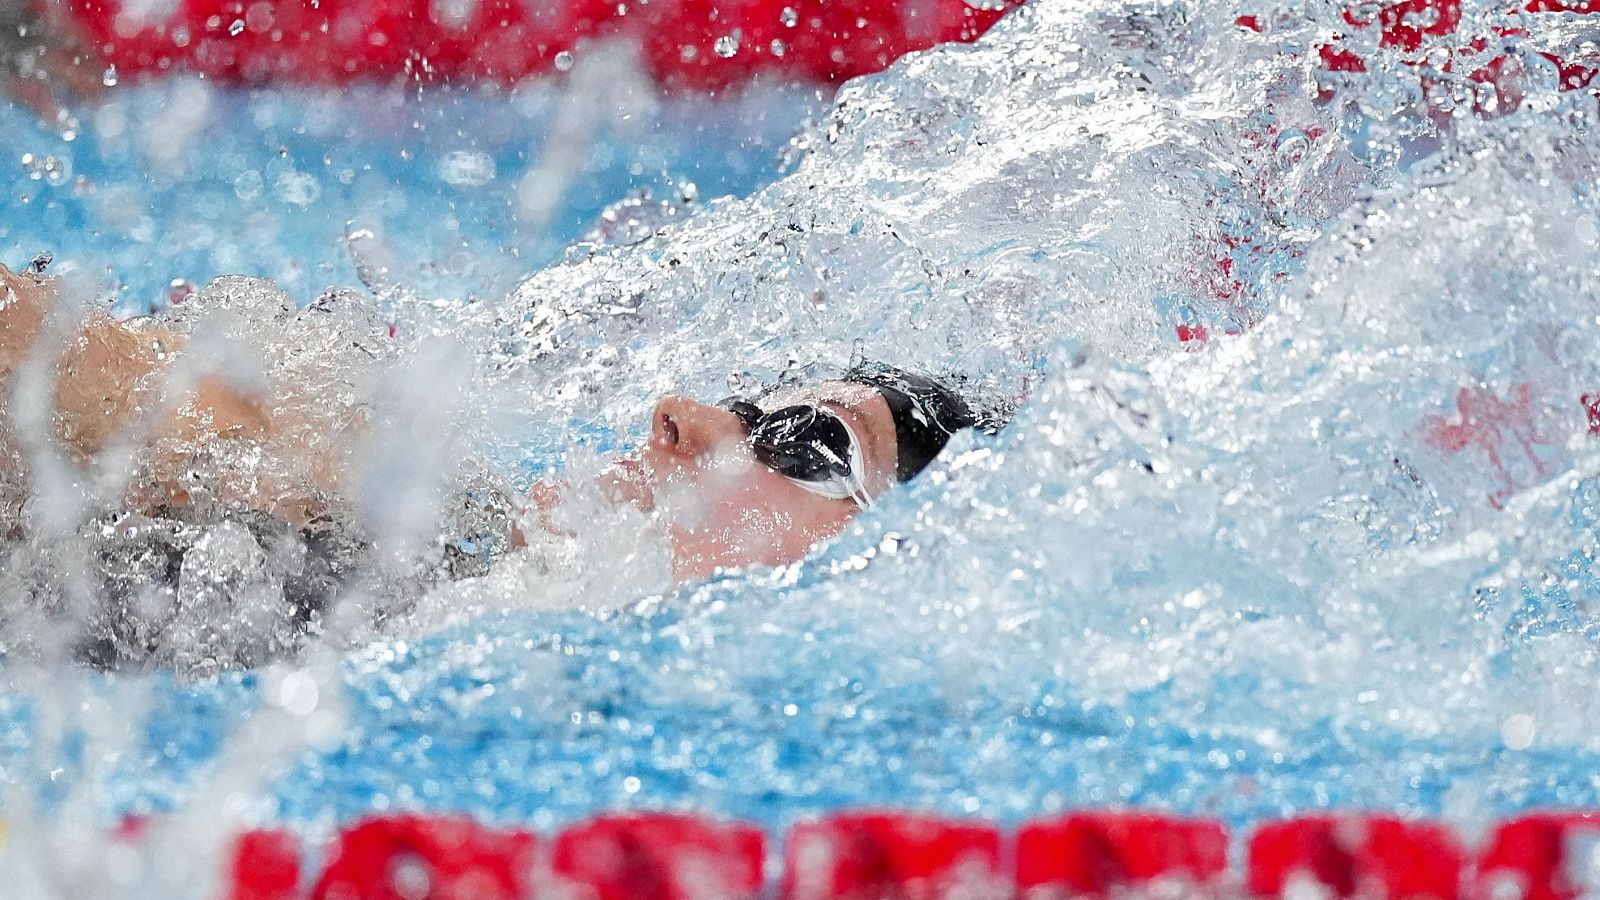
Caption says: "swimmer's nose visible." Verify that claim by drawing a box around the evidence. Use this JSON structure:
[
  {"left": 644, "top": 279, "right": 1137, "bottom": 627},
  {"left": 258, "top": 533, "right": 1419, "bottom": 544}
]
[{"left": 650, "top": 395, "right": 747, "bottom": 460}]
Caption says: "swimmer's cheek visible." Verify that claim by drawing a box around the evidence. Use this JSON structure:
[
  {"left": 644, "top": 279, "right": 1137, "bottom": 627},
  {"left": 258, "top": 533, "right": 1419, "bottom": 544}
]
[{"left": 51, "top": 315, "right": 169, "bottom": 457}]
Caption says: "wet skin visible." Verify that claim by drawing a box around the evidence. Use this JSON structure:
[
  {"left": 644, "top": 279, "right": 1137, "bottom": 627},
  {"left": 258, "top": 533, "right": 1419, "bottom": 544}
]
[
  {"left": 594, "top": 385, "right": 901, "bottom": 582},
  {"left": 5, "top": 264, "right": 901, "bottom": 579}
]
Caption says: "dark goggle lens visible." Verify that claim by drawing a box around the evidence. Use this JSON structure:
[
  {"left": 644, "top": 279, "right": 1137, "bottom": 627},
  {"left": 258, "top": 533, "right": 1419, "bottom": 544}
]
[
  {"left": 724, "top": 400, "right": 765, "bottom": 433},
  {"left": 720, "top": 400, "right": 856, "bottom": 484}
]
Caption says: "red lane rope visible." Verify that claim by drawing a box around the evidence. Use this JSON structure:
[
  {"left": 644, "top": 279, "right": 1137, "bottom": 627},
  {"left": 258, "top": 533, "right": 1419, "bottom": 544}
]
[
  {"left": 216, "top": 810, "right": 1600, "bottom": 899},
  {"left": 62, "top": 1, "right": 1600, "bottom": 91},
  {"left": 65, "top": 0, "right": 1020, "bottom": 88}
]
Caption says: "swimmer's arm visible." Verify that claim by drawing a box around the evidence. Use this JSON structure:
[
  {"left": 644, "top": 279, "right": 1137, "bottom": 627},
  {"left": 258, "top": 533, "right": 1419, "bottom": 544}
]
[
  {"left": 0, "top": 264, "right": 50, "bottom": 381},
  {"left": 0, "top": 2, "right": 107, "bottom": 126},
  {"left": 0, "top": 265, "right": 269, "bottom": 459}
]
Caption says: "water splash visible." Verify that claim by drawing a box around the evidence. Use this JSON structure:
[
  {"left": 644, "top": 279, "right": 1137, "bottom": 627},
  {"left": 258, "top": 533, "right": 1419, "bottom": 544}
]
[{"left": 4, "top": 0, "right": 1600, "bottom": 889}]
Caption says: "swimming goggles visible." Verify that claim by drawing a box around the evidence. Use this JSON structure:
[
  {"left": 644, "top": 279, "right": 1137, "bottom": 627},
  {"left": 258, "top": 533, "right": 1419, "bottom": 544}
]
[{"left": 720, "top": 399, "right": 874, "bottom": 507}]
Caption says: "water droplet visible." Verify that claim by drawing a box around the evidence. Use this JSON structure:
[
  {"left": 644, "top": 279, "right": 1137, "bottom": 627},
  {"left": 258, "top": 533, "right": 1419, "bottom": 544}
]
[
  {"left": 780, "top": 6, "right": 798, "bottom": 26},
  {"left": 438, "top": 150, "right": 496, "bottom": 187},
  {"left": 1274, "top": 129, "right": 1311, "bottom": 170},
  {"left": 273, "top": 670, "right": 320, "bottom": 716},
  {"left": 553, "top": 50, "right": 574, "bottom": 72},
  {"left": 390, "top": 856, "right": 432, "bottom": 900},
  {"left": 234, "top": 170, "right": 264, "bottom": 201},
  {"left": 101, "top": 65, "right": 118, "bottom": 87},
  {"left": 166, "top": 279, "right": 195, "bottom": 308},
  {"left": 429, "top": 0, "right": 479, "bottom": 29},
  {"left": 21, "top": 153, "right": 71, "bottom": 186},
  {"left": 273, "top": 171, "right": 321, "bottom": 206},
  {"left": 1502, "top": 713, "right": 1536, "bottom": 750},
  {"left": 244, "top": 1, "right": 276, "bottom": 33},
  {"left": 770, "top": 39, "right": 787, "bottom": 57}
]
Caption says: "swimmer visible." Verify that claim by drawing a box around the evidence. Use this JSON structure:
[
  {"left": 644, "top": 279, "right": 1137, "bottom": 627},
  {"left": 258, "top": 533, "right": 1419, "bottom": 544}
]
[
  {"left": 564, "top": 362, "right": 988, "bottom": 582},
  {"left": 0, "top": 262, "right": 996, "bottom": 598},
  {"left": 0, "top": 2, "right": 106, "bottom": 125}
]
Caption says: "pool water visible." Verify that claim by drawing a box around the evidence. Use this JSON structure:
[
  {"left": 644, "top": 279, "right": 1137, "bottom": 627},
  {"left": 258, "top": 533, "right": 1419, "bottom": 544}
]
[
  {"left": 5, "top": 0, "right": 1600, "bottom": 893},
  {"left": 1, "top": 69, "right": 825, "bottom": 310}
]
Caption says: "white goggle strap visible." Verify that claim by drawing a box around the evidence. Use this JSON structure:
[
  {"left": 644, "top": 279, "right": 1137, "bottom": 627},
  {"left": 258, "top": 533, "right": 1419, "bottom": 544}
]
[{"left": 787, "top": 415, "right": 874, "bottom": 508}]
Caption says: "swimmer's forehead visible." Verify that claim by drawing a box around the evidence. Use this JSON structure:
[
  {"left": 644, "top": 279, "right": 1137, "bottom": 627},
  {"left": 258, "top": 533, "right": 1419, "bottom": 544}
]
[{"left": 757, "top": 380, "right": 879, "bottom": 411}]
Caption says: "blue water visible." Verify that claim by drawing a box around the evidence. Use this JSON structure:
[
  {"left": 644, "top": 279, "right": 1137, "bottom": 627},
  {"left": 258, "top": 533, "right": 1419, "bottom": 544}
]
[
  {"left": 1, "top": 80, "right": 823, "bottom": 310},
  {"left": 6, "top": 0, "right": 1600, "bottom": 884}
]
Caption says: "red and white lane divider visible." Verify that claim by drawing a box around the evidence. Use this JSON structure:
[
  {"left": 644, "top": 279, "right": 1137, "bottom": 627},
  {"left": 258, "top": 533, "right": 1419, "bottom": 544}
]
[
  {"left": 63, "top": 0, "right": 1600, "bottom": 91},
  {"left": 63, "top": 0, "right": 1020, "bottom": 89},
  {"left": 214, "top": 810, "right": 1600, "bottom": 899}
]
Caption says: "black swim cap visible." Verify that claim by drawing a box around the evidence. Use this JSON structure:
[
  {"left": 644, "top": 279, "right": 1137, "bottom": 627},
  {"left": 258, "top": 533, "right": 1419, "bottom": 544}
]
[{"left": 844, "top": 362, "right": 980, "bottom": 483}]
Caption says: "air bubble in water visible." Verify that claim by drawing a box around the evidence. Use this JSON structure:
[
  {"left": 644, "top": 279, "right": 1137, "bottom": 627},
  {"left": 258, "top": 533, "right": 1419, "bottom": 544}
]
[
  {"left": 228, "top": 18, "right": 246, "bottom": 36},
  {"left": 554, "top": 50, "right": 575, "bottom": 72},
  {"left": 714, "top": 30, "right": 742, "bottom": 58},
  {"left": 101, "top": 65, "right": 118, "bottom": 87},
  {"left": 780, "top": 6, "right": 798, "bottom": 26}
]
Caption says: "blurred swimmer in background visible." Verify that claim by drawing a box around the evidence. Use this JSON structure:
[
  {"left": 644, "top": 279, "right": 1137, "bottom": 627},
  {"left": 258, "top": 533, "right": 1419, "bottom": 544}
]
[
  {"left": 0, "top": 2, "right": 105, "bottom": 125},
  {"left": 0, "top": 262, "right": 1001, "bottom": 661}
]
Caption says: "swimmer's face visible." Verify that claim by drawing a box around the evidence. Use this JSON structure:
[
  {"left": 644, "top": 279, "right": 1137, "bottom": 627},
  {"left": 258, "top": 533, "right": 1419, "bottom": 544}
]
[{"left": 604, "top": 383, "right": 900, "bottom": 582}]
